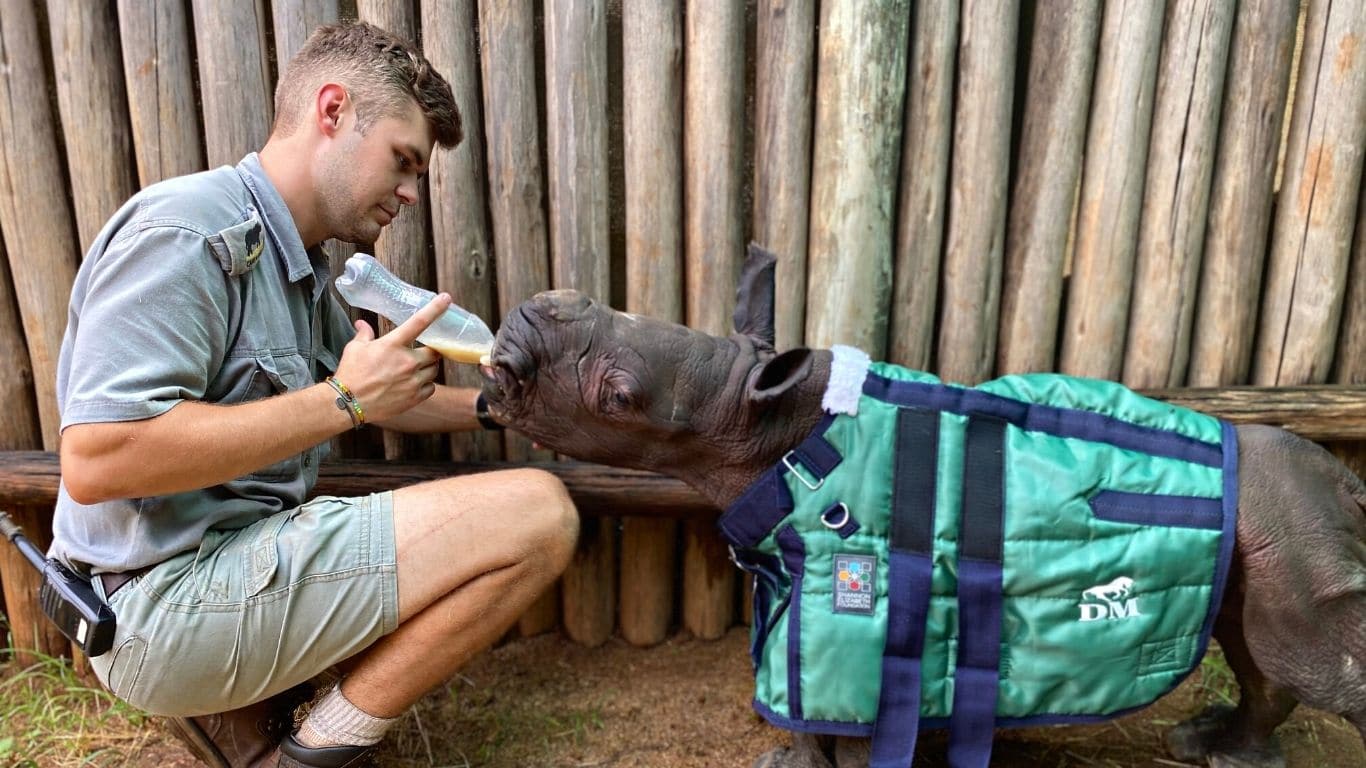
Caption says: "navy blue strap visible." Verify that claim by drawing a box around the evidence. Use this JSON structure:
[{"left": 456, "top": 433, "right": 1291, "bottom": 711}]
[
  {"left": 787, "top": 432, "right": 843, "bottom": 483},
  {"left": 776, "top": 525, "right": 808, "bottom": 720},
  {"left": 948, "top": 416, "right": 1007, "bottom": 767},
  {"left": 870, "top": 408, "right": 939, "bottom": 768}
]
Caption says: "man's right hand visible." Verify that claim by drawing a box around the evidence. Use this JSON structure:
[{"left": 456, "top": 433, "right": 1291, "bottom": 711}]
[{"left": 332, "top": 293, "right": 451, "bottom": 424}]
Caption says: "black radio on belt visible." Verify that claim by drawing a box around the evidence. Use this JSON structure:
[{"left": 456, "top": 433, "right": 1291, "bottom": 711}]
[{"left": 0, "top": 510, "right": 116, "bottom": 657}]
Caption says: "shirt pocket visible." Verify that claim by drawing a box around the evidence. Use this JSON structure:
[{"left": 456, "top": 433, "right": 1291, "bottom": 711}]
[{"left": 244, "top": 352, "right": 312, "bottom": 480}]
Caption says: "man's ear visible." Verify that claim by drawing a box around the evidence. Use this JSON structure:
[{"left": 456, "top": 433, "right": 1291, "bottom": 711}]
[
  {"left": 733, "top": 242, "right": 777, "bottom": 348},
  {"left": 747, "top": 348, "right": 813, "bottom": 405},
  {"left": 317, "top": 83, "right": 348, "bottom": 136}
]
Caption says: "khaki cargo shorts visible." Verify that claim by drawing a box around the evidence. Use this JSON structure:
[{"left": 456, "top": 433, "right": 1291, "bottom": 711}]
[{"left": 89, "top": 492, "right": 399, "bottom": 716}]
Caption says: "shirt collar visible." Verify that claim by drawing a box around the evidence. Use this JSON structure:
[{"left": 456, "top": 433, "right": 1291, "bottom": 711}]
[{"left": 235, "top": 152, "right": 315, "bottom": 284}]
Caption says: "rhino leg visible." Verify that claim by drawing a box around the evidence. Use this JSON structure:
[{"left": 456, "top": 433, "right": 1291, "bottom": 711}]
[
  {"left": 1167, "top": 596, "right": 1296, "bottom": 768},
  {"left": 831, "top": 736, "right": 871, "bottom": 767},
  {"left": 751, "top": 733, "right": 835, "bottom": 768}
]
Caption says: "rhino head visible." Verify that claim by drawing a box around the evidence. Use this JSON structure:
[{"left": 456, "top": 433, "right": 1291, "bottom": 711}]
[{"left": 479, "top": 245, "right": 833, "bottom": 508}]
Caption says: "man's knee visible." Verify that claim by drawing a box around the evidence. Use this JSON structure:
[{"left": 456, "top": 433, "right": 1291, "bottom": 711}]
[{"left": 509, "top": 468, "right": 578, "bottom": 573}]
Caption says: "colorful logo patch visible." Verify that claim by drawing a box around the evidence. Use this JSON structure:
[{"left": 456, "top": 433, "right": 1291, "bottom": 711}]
[{"left": 833, "top": 554, "right": 876, "bottom": 615}]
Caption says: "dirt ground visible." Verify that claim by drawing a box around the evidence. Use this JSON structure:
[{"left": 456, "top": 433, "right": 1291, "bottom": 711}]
[{"left": 121, "top": 626, "right": 1364, "bottom": 768}]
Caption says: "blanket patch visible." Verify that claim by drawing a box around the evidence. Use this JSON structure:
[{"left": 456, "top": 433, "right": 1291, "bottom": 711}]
[{"left": 833, "top": 554, "right": 876, "bottom": 615}]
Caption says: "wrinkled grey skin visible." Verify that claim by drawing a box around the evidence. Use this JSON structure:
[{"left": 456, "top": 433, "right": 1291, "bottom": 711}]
[{"left": 481, "top": 248, "right": 1366, "bottom": 768}]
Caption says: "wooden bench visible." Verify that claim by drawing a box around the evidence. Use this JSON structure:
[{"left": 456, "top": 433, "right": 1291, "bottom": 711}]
[{"left": 2, "top": 384, "right": 1364, "bottom": 662}]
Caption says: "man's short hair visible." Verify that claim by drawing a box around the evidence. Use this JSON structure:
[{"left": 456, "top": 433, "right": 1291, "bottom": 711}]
[{"left": 274, "top": 21, "right": 461, "bottom": 148}]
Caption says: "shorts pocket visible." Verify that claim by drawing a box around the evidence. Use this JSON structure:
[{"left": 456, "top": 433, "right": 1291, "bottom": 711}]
[
  {"left": 102, "top": 634, "right": 149, "bottom": 704},
  {"left": 242, "top": 512, "right": 288, "bottom": 598}
]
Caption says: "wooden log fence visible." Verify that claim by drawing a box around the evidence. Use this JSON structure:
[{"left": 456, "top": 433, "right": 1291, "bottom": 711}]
[{"left": 3, "top": 0, "right": 1365, "bottom": 656}]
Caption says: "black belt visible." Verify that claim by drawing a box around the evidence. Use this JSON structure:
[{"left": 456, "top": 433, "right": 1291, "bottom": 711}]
[{"left": 99, "top": 567, "right": 150, "bottom": 599}]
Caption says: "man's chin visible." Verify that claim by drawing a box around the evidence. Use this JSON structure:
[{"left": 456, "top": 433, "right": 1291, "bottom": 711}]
[{"left": 334, "top": 228, "right": 381, "bottom": 247}]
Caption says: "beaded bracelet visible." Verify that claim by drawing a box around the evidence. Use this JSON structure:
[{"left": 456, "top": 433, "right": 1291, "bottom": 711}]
[{"left": 325, "top": 376, "right": 366, "bottom": 430}]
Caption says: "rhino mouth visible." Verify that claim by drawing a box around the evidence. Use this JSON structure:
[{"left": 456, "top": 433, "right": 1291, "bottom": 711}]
[{"left": 478, "top": 306, "right": 539, "bottom": 418}]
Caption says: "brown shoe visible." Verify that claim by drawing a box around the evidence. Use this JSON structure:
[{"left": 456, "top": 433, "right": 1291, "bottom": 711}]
[
  {"left": 166, "top": 682, "right": 316, "bottom": 768},
  {"left": 271, "top": 733, "right": 375, "bottom": 767}
]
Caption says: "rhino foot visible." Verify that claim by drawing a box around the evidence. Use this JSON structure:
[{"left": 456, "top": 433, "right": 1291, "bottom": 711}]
[{"left": 1166, "top": 705, "right": 1285, "bottom": 768}]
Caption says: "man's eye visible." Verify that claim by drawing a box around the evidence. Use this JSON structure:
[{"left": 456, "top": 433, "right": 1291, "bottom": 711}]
[{"left": 397, "top": 154, "right": 410, "bottom": 170}]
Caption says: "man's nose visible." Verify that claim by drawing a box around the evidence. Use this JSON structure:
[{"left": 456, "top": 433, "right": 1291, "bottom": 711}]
[{"left": 396, "top": 179, "right": 419, "bottom": 205}]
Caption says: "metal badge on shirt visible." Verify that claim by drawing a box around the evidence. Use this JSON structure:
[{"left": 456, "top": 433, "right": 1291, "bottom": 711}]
[{"left": 833, "top": 553, "right": 876, "bottom": 615}]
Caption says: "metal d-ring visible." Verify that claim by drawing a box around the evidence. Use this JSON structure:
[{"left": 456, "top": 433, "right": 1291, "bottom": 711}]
[
  {"left": 821, "top": 502, "right": 850, "bottom": 530},
  {"left": 782, "top": 451, "right": 825, "bottom": 491}
]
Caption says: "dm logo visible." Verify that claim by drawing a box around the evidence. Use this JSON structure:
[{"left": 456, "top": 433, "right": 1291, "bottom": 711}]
[{"left": 1078, "top": 576, "right": 1141, "bottom": 622}]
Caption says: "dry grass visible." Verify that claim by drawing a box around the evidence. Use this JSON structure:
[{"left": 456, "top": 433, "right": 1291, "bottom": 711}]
[{"left": 0, "top": 643, "right": 156, "bottom": 767}]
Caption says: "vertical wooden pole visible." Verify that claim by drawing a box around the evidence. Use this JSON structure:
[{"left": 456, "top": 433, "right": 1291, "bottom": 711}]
[
  {"left": 997, "top": 3, "right": 1100, "bottom": 375},
  {"left": 1124, "top": 0, "right": 1236, "bottom": 388},
  {"left": 478, "top": 0, "right": 558, "bottom": 636},
  {"left": 936, "top": 0, "right": 1017, "bottom": 384},
  {"left": 1060, "top": 1, "right": 1164, "bottom": 380},
  {"left": 423, "top": 0, "right": 501, "bottom": 463},
  {"left": 888, "top": 1, "right": 958, "bottom": 371},
  {"left": 545, "top": 0, "right": 611, "bottom": 299},
  {"left": 806, "top": 1, "right": 912, "bottom": 358},
  {"left": 1333, "top": 175, "right": 1366, "bottom": 385},
  {"left": 478, "top": 0, "right": 553, "bottom": 396},
  {"left": 619, "top": 1, "right": 683, "bottom": 648},
  {"left": 48, "top": 0, "right": 137, "bottom": 251},
  {"left": 753, "top": 0, "right": 816, "bottom": 353},
  {"left": 1330, "top": 174, "right": 1366, "bottom": 479},
  {"left": 682, "top": 0, "right": 745, "bottom": 641},
  {"left": 1188, "top": 0, "right": 1299, "bottom": 386},
  {"left": 545, "top": 0, "right": 614, "bottom": 647},
  {"left": 191, "top": 0, "right": 273, "bottom": 167},
  {"left": 118, "top": 0, "right": 206, "bottom": 186},
  {"left": 355, "top": 0, "right": 444, "bottom": 461},
  {"left": 0, "top": 0, "right": 81, "bottom": 658},
  {"left": 1252, "top": 0, "right": 1366, "bottom": 386},
  {"left": 273, "top": 0, "right": 340, "bottom": 64},
  {"left": 0, "top": 0, "right": 80, "bottom": 450},
  {"left": 0, "top": 236, "right": 58, "bottom": 667}
]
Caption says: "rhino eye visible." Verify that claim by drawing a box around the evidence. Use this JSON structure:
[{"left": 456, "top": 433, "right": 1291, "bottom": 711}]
[{"left": 599, "top": 374, "right": 640, "bottom": 413}]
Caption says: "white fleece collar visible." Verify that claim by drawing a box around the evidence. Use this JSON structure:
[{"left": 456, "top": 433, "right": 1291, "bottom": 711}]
[{"left": 821, "top": 345, "right": 872, "bottom": 416}]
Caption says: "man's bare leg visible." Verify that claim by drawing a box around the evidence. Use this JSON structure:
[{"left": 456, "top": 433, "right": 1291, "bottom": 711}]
[{"left": 337, "top": 467, "right": 578, "bottom": 717}]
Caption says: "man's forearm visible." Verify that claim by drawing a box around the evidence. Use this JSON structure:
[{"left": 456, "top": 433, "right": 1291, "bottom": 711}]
[
  {"left": 371, "top": 385, "right": 481, "bottom": 433},
  {"left": 61, "top": 383, "right": 353, "bottom": 504}
]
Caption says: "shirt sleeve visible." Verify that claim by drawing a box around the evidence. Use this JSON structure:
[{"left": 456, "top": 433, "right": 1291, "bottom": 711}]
[{"left": 60, "top": 223, "right": 232, "bottom": 428}]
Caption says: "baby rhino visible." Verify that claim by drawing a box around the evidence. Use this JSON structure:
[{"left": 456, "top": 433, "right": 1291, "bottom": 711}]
[{"left": 479, "top": 246, "right": 1366, "bottom": 768}]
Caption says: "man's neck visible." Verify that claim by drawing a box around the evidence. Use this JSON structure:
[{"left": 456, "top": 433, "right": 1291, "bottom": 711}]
[{"left": 257, "top": 139, "right": 324, "bottom": 248}]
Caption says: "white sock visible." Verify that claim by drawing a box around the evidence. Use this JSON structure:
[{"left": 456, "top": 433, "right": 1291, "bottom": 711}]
[{"left": 295, "top": 682, "right": 399, "bottom": 748}]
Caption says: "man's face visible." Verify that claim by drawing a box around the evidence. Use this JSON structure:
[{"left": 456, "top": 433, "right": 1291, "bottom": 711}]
[{"left": 317, "top": 97, "right": 434, "bottom": 245}]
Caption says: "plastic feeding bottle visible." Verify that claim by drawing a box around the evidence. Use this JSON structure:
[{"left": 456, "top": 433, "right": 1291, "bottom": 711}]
[{"left": 335, "top": 253, "right": 494, "bottom": 364}]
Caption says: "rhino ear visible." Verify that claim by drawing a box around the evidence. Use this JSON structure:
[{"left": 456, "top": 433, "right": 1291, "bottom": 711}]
[
  {"left": 748, "top": 347, "right": 813, "bottom": 405},
  {"left": 733, "top": 242, "right": 777, "bottom": 348}
]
